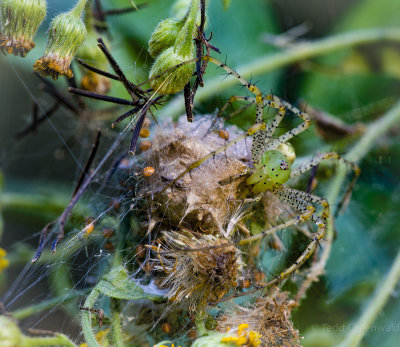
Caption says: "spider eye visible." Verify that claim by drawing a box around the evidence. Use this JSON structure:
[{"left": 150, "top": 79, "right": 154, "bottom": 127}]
[{"left": 280, "top": 160, "right": 289, "bottom": 170}]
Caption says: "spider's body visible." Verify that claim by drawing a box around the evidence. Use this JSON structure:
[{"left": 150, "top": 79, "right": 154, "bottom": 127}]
[{"left": 245, "top": 150, "right": 292, "bottom": 194}]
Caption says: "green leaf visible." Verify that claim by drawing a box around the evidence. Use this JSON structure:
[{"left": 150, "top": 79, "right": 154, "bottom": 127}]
[{"left": 95, "top": 266, "right": 164, "bottom": 302}]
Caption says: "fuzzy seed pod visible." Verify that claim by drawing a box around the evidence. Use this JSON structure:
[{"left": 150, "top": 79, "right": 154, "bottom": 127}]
[
  {"left": 149, "top": 46, "right": 195, "bottom": 95},
  {"left": 34, "top": 0, "right": 87, "bottom": 79},
  {"left": 148, "top": 18, "right": 184, "bottom": 58},
  {"left": 0, "top": 0, "right": 46, "bottom": 57}
]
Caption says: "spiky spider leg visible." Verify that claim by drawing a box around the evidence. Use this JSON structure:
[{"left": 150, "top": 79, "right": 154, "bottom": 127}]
[
  {"left": 206, "top": 96, "right": 254, "bottom": 136},
  {"left": 266, "top": 185, "right": 329, "bottom": 279},
  {"left": 290, "top": 151, "right": 361, "bottom": 214},
  {"left": 156, "top": 55, "right": 267, "bottom": 191},
  {"left": 238, "top": 185, "right": 328, "bottom": 284},
  {"left": 77, "top": 58, "right": 128, "bottom": 83},
  {"left": 97, "top": 38, "right": 145, "bottom": 101},
  {"left": 201, "top": 56, "right": 266, "bottom": 163},
  {"left": 218, "top": 168, "right": 251, "bottom": 186},
  {"left": 207, "top": 188, "right": 330, "bottom": 304},
  {"left": 224, "top": 95, "right": 311, "bottom": 148},
  {"left": 217, "top": 95, "right": 251, "bottom": 118},
  {"left": 214, "top": 94, "right": 311, "bottom": 166},
  {"left": 217, "top": 102, "right": 288, "bottom": 184}
]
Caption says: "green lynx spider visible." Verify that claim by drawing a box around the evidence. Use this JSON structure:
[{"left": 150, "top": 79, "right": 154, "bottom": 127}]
[{"left": 158, "top": 55, "right": 360, "bottom": 290}]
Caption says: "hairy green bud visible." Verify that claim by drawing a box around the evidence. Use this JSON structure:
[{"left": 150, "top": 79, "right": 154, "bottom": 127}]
[
  {"left": 148, "top": 18, "right": 184, "bottom": 58},
  {"left": 149, "top": 0, "right": 199, "bottom": 94},
  {"left": 149, "top": 46, "right": 195, "bottom": 94},
  {"left": 0, "top": 0, "right": 46, "bottom": 57},
  {"left": 34, "top": 0, "right": 88, "bottom": 79}
]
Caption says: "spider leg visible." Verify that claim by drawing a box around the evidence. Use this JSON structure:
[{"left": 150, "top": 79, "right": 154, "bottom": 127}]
[
  {"left": 265, "top": 185, "right": 329, "bottom": 283},
  {"left": 207, "top": 96, "right": 254, "bottom": 135},
  {"left": 229, "top": 193, "right": 263, "bottom": 203},
  {"left": 263, "top": 95, "right": 312, "bottom": 150},
  {"left": 202, "top": 56, "right": 266, "bottom": 165},
  {"left": 218, "top": 168, "right": 251, "bottom": 186},
  {"left": 216, "top": 95, "right": 253, "bottom": 118},
  {"left": 290, "top": 151, "right": 360, "bottom": 214}
]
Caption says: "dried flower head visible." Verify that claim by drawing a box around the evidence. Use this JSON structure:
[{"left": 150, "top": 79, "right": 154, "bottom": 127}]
[
  {"left": 0, "top": 0, "right": 46, "bottom": 57},
  {"left": 150, "top": 230, "right": 242, "bottom": 311},
  {"left": 34, "top": 0, "right": 87, "bottom": 79},
  {"left": 218, "top": 292, "right": 302, "bottom": 346},
  {"left": 144, "top": 116, "right": 287, "bottom": 239},
  {"left": 145, "top": 117, "right": 249, "bottom": 235}
]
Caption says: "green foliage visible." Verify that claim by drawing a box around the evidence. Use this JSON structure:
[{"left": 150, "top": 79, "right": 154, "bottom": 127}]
[
  {"left": 94, "top": 266, "right": 163, "bottom": 301},
  {"left": 1, "top": 1, "right": 400, "bottom": 346}
]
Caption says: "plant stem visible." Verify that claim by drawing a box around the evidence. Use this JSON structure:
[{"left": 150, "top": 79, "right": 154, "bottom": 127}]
[
  {"left": 71, "top": 0, "right": 89, "bottom": 17},
  {"left": 81, "top": 289, "right": 101, "bottom": 347},
  {"left": 111, "top": 299, "right": 124, "bottom": 347},
  {"left": 346, "top": 100, "right": 400, "bottom": 163},
  {"left": 160, "top": 28, "right": 400, "bottom": 118},
  {"left": 0, "top": 191, "right": 87, "bottom": 220},
  {"left": 22, "top": 334, "right": 77, "bottom": 347},
  {"left": 12, "top": 289, "right": 89, "bottom": 320},
  {"left": 338, "top": 249, "right": 400, "bottom": 347},
  {"left": 321, "top": 100, "right": 400, "bottom": 345},
  {"left": 327, "top": 99, "right": 400, "bottom": 203}
]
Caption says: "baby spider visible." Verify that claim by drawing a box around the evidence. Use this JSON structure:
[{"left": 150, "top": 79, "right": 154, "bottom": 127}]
[{"left": 159, "top": 55, "right": 360, "bottom": 291}]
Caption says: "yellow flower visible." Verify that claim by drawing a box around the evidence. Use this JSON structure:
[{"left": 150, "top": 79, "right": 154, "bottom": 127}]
[
  {"left": 79, "top": 328, "right": 110, "bottom": 347},
  {"left": 220, "top": 323, "right": 261, "bottom": 347},
  {"left": 0, "top": 247, "right": 9, "bottom": 273}
]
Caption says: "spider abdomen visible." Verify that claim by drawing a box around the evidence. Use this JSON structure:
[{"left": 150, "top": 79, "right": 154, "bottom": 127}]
[{"left": 246, "top": 150, "right": 292, "bottom": 194}]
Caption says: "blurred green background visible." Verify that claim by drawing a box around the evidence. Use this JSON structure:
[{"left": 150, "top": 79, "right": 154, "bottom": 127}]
[{"left": 1, "top": 0, "right": 400, "bottom": 346}]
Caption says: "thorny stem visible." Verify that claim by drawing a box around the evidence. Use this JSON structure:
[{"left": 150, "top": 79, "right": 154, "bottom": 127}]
[
  {"left": 161, "top": 28, "right": 400, "bottom": 118},
  {"left": 338, "top": 249, "right": 400, "bottom": 347}
]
